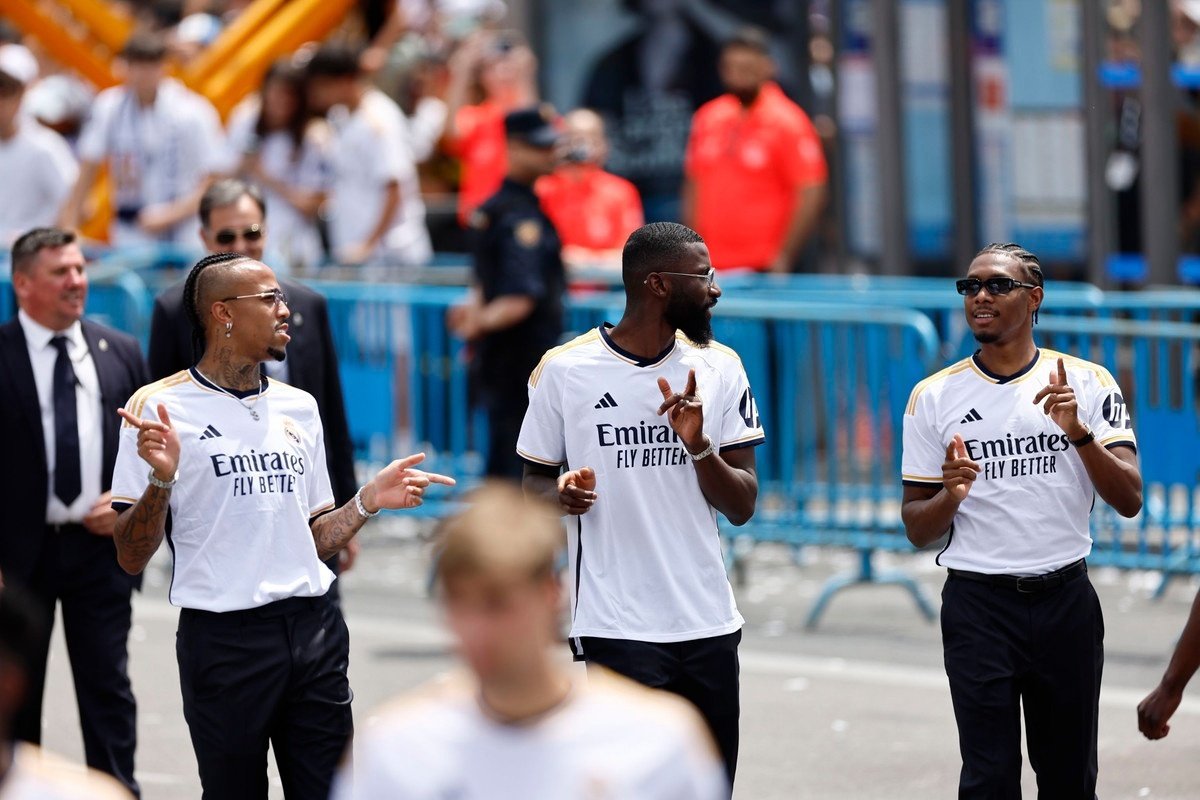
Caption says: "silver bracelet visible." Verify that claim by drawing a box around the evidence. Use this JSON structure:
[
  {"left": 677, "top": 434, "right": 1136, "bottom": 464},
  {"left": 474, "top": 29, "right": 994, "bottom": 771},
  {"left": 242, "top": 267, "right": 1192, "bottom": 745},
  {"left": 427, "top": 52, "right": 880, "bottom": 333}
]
[
  {"left": 355, "top": 487, "right": 380, "bottom": 519},
  {"left": 688, "top": 436, "right": 715, "bottom": 462},
  {"left": 147, "top": 469, "right": 177, "bottom": 489}
]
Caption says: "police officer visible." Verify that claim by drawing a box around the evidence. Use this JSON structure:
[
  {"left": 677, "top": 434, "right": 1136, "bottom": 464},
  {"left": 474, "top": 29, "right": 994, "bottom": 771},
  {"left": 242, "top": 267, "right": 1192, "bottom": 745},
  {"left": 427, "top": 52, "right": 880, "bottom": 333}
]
[{"left": 449, "top": 107, "right": 564, "bottom": 480}]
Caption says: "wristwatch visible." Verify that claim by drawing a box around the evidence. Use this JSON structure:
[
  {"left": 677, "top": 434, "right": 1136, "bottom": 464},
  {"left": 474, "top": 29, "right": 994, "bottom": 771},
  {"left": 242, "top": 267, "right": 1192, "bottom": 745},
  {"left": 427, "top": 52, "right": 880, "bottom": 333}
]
[
  {"left": 688, "top": 436, "right": 715, "bottom": 462},
  {"left": 147, "top": 469, "right": 177, "bottom": 489},
  {"left": 1070, "top": 425, "right": 1095, "bottom": 448}
]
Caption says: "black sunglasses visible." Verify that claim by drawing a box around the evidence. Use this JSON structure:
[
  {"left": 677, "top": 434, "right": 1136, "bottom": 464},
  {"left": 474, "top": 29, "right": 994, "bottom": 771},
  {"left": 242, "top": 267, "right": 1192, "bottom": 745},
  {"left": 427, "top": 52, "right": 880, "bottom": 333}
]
[
  {"left": 213, "top": 224, "right": 264, "bottom": 246},
  {"left": 956, "top": 277, "right": 1039, "bottom": 297}
]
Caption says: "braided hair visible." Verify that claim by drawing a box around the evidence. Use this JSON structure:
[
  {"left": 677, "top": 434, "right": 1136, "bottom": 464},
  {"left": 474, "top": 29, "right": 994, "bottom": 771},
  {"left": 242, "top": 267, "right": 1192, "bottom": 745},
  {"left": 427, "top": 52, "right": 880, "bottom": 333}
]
[
  {"left": 974, "top": 242, "right": 1044, "bottom": 325},
  {"left": 182, "top": 251, "right": 251, "bottom": 362}
]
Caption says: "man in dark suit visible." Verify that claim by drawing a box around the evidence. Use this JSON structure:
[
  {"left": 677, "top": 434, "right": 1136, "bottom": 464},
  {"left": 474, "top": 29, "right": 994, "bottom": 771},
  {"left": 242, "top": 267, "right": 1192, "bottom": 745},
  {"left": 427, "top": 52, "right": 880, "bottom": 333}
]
[
  {"left": 147, "top": 178, "right": 360, "bottom": 571},
  {"left": 0, "top": 227, "right": 146, "bottom": 796}
]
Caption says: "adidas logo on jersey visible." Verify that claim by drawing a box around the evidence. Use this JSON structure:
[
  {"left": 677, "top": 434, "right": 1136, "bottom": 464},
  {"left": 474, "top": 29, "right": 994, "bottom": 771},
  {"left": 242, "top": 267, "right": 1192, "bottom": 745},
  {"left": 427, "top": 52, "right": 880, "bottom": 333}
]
[
  {"left": 960, "top": 408, "right": 983, "bottom": 424},
  {"left": 198, "top": 424, "right": 223, "bottom": 440},
  {"left": 594, "top": 392, "right": 619, "bottom": 409}
]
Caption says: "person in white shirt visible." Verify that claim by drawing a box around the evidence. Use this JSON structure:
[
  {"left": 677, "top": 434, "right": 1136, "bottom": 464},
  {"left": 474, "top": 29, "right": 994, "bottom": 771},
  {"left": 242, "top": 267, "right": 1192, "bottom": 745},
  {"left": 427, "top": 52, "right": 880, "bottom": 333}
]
[
  {"left": 902, "top": 242, "right": 1144, "bottom": 799},
  {"left": 0, "top": 587, "right": 132, "bottom": 800},
  {"left": 332, "top": 482, "right": 727, "bottom": 800},
  {"left": 1, "top": 228, "right": 146, "bottom": 797},
  {"left": 0, "top": 45, "right": 78, "bottom": 248},
  {"left": 225, "top": 60, "right": 329, "bottom": 273},
  {"left": 305, "top": 44, "right": 431, "bottom": 267},
  {"left": 59, "top": 32, "right": 224, "bottom": 247},
  {"left": 109, "top": 251, "right": 455, "bottom": 798},
  {"left": 519, "top": 222, "right": 764, "bottom": 792}
]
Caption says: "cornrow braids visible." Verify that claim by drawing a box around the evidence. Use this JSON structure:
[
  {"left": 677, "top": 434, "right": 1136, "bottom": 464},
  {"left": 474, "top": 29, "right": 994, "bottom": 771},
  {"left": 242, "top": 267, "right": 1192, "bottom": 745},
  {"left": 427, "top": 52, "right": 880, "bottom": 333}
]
[
  {"left": 183, "top": 251, "right": 250, "bottom": 362},
  {"left": 975, "top": 242, "right": 1044, "bottom": 325}
]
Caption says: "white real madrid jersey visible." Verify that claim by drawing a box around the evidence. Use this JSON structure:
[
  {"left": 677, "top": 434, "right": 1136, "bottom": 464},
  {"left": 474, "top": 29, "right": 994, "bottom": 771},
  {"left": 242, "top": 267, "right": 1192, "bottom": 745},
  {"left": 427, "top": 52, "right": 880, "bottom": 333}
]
[
  {"left": 111, "top": 369, "right": 337, "bottom": 612},
  {"left": 902, "top": 349, "right": 1138, "bottom": 575},
  {"left": 330, "top": 669, "right": 728, "bottom": 800},
  {"left": 517, "top": 325, "right": 764, "bottom": 644}
]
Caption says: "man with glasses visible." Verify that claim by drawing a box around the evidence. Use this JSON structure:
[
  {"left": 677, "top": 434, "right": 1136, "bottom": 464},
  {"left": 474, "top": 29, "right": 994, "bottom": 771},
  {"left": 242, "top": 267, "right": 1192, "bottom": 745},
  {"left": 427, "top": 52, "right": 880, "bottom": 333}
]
[
  {"left": 519, "top": 222, "right": 764, "bottom": 793},
  {"left": 901, "top": 243, "right": 1143, "bottom": 798},
  {"left": 449, "top": 107, "right": 565, "bottom": 480},
  {"left": 148, "top": 178, "right": 361, "bottom": 575}
]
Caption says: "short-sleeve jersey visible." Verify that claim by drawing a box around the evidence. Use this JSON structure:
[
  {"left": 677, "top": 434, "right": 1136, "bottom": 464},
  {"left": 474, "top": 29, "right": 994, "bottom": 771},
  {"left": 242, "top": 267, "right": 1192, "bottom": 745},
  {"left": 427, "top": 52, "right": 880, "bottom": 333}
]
[
  {"left": 330, "top": 669, "right": 728, "bottom": 800},
  {"left": 76, "top": 79, "right": 224, "bottom": 243},
  {"left": 111, "top": 369, "right": 336, "bottom": 611},
  {"left": 517, "top": 325, "right": 764, "bottom": 644},
  {"left": 902, "top": 349, "right": 1138, "bottom": 575},
  {"left": 684, "top": 82, "right": 827, "bottom": 270}
]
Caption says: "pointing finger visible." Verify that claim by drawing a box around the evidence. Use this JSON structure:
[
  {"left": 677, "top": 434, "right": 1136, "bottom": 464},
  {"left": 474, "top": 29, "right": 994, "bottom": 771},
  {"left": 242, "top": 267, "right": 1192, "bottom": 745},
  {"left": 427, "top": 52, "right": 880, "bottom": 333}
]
[
  {"left": 953, "top": 434, "right": 967, "bottom": 459},
  {"left": 1057, "top": 357, "right": 1068, "bottom": 387}
]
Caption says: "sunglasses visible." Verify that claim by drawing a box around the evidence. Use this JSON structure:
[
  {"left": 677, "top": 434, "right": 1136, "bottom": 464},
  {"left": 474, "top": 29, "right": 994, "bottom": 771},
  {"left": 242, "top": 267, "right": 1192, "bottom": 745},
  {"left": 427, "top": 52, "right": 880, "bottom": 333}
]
[
  {"left": 213, "top": 224, "right": 264, "bottom": 246},
  {"left": 221, "top": 288, "right": 288, "bottom": 308},
  {"left": 956, "top": 277, "right": 1039, "bottom": 297},
  {"left": 645, "top": 267, "right": 717, "bottom": 288}
]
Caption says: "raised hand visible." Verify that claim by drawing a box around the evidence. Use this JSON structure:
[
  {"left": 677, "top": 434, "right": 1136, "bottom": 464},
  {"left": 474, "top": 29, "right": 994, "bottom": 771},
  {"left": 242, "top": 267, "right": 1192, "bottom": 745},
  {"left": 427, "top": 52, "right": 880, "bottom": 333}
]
[
  {"left": 1032, "top": 357, "right": 1084, "bottom": 437},
  {"left": 117, "top": 403, "right": 180, "bottom": 482},
  {"left": 942, "top": 434, "right": 980, "bottom": 503},
  {"left": 657, "top": 369, "right": 705, "bottom": 453},
  {"left": 365, "top": 453, "right": 456, "bottom": 511},
  {"left": 557, "top": 466, "right": 597, "bottom": 515}
]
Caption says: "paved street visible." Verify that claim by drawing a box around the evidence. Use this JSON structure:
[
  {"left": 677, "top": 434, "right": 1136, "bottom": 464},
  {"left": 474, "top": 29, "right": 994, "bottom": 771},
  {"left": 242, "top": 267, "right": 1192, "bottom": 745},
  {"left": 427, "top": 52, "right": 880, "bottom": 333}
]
[{"left": 36, "top": 533, "right": 1200, "bottom": 799}]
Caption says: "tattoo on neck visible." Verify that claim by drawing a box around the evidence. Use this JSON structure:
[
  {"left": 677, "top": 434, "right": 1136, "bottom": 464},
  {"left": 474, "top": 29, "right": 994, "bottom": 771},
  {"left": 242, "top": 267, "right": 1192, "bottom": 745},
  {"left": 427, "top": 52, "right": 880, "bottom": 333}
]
[{"left": 201, "top": 346, "right": 261, "bottom": 391}]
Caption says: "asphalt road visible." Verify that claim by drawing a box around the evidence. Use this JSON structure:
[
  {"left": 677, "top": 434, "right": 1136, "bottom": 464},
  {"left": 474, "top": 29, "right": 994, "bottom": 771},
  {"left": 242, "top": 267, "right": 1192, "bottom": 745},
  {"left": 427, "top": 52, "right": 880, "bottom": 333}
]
[{"left": 36, "top": 534, "right": 1200, "bottom": 799}]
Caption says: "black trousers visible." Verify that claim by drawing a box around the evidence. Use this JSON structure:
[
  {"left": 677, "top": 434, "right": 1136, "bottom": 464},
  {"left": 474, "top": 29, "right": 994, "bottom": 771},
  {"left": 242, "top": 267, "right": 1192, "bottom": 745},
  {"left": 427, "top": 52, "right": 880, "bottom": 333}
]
[
  {"left": 580, "top": 631, "right": 741, "bottom": 792},
  {"left": 15, "top": 524, "right": 139, "bottom": 797},
  {"left": 177, "top": 593, "right": 353, "bottom": 800},
  {"left": 941, "top": 567, "right": 1104, "bottom": 800}
]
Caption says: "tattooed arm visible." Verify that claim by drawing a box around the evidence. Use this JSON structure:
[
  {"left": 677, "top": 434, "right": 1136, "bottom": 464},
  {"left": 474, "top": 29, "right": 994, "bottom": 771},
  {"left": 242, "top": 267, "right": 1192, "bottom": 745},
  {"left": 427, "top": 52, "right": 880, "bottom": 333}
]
[
  {"left": 114, "top": 403, "right": 181, "bottom": 575},
  {"left": 114, "top": 485, "right": 172, "bottom": 574},
  {"left": 310, "top": 453, "right": 456, "bottom": 559}
]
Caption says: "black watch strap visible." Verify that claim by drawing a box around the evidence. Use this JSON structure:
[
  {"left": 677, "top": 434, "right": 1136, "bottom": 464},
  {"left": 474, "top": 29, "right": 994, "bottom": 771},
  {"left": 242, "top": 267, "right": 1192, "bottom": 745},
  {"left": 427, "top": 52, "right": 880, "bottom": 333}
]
[{"left": 1070, "top": 428, "right": 1095, "bottom": 448}]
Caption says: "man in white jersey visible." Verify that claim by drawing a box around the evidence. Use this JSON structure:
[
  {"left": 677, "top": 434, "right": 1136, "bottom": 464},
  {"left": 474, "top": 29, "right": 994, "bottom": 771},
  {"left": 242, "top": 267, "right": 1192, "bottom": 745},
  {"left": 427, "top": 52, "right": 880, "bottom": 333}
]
[
  {"left": 519, "top": 222, "right": 763, "bottom": 790},
  {"left": 0, "top": 587, "right": 131, "bottom": 800},
  {"left": 305, "top": 44, "right": 432, "bottom": 267},
  {"left": 108, "top": 251, "right": 455, "bottom": 799},
  {"left": 902, "top": 243, "right": 1143, "bottom": 799},
  {"left": 0, "top": 45, "right": 78, "bottom": 247},
  {"left": 331, "top": 482, "right": 727, "bottom": 800},
  {"left": 59, "top": 32, "right": 224, "bottom": 247}
]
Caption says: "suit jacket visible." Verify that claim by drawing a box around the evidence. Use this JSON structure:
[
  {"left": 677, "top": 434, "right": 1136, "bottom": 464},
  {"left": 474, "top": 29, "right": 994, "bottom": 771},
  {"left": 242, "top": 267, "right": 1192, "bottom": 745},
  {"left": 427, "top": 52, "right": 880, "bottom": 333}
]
[
  {"left": 0, "top": 317, "right": 149, "bottom": 585},
  {"left": 148, "top": 277, "right": 358, "bottom": 506}
]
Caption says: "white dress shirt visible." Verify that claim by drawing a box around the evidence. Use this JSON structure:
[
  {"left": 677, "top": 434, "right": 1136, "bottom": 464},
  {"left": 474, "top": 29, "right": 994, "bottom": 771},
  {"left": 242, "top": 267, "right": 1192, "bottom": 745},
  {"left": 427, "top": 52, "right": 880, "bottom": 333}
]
[{"left": 19, "top": 311, "right": 103, "bottom": 525}]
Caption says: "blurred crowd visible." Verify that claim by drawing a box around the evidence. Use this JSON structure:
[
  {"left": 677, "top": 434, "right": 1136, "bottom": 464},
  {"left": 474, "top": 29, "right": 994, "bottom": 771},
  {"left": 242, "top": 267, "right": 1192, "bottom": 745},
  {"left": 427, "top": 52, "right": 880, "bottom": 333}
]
[{"left": 0, "top": 0, "right": 829, "bottom": 277}]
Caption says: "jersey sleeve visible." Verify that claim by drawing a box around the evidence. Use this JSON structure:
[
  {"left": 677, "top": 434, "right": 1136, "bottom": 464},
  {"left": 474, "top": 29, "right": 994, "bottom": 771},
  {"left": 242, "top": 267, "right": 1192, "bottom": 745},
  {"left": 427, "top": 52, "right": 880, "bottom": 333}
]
[
  {"left": 901, "top": 387, "right": 945, "bottom": 487},
  {"left": 1083, "top": 366, "right": 1137, "bottom": 451},
  {"left": 111, "top": 390, "right": 158, "bottom": 507},
  {"left": 517, "top": 358, "right": 567, "bottom": 467},
  {"left": 307, "top": 405, "right": 337, "bottom": 517},
  {"left": 717, "top": 360, "right": 765, "bottom": 452}
]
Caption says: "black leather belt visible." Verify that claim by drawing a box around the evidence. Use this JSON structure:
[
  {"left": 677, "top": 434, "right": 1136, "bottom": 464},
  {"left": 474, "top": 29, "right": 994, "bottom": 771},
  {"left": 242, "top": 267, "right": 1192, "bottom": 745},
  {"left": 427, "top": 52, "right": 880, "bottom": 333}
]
[
  {"left": 45, "top": 522, "right": 86, "bottom": 535},
  {"left": 948, "top": 559, "right": 1087, "bottom": 594}
]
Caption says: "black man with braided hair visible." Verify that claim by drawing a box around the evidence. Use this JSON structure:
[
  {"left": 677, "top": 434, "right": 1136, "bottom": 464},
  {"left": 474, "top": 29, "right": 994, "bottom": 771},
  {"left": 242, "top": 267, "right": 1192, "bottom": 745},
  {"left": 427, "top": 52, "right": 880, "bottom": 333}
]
[
  {"left": 902, "top": 242, "right": 1143, "bottom": 798},
  {"left": 109, "top": 251, "right": 455, "bottom": 799}
]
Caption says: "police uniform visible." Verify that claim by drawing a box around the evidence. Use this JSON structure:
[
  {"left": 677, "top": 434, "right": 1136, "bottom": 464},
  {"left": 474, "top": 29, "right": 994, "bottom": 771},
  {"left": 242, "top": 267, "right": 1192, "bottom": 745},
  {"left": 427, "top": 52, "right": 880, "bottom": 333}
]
[
  {"left": 469, "top": 110, "right": 565, "bottom": 479},
  {"left": 903, "top": 348, "right": 1138, "bottom": 798}
]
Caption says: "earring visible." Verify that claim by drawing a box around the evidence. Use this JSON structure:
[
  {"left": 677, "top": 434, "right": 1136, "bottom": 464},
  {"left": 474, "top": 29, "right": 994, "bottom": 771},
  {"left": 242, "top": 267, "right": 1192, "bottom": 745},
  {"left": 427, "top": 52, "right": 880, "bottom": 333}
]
[{"left": 225, "top": 322, "right": 233, "bottom": 338}]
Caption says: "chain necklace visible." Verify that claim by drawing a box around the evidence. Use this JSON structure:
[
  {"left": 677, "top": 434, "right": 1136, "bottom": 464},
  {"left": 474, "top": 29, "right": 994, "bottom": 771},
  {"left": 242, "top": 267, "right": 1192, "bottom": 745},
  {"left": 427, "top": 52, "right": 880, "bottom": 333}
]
[{"left": 195, "top": 367, "right": 263, "bottom": 421}]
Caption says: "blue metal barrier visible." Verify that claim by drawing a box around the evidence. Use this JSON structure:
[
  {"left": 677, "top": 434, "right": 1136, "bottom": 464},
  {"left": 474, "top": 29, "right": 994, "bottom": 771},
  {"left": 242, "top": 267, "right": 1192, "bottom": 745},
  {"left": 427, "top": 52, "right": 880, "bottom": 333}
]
[{"left": 0, "top": 266, "right": 152, "bottom": 346}]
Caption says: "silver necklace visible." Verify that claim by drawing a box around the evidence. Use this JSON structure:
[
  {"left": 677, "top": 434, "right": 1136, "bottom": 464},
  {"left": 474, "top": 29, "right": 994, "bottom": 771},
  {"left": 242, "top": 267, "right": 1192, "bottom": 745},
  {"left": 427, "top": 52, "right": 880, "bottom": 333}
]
[{"left": 195, "top": 367, "right": 263, "bottom": 420}]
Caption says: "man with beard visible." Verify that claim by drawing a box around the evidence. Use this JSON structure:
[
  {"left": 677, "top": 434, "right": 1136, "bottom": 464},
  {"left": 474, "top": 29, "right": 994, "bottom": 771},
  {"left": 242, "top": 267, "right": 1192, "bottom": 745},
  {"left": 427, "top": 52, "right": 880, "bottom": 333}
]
[
  {"left": 901, "top": 243, "right": 1143, "bottom": 798},
  {"left": 449, "top": 107, "right": 564, "bottom": 480},
  {"left": 518, "top": 222, "right": 764, "bottom": 793},
  {"left": 681, "top": 27, "right": 827, "bottom": 273}
]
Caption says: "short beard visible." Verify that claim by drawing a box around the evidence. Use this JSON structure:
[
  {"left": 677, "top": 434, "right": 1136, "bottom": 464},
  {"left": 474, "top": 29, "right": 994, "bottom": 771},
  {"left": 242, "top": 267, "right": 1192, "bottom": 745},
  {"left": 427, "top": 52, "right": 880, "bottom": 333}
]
[
  {"left": 972, "top": 330, "right": 1000, "bottom": 345},
  {"left": 664, "top": 292, "right": 713, "bottom": 346},
  {"left": 267, "top": 347, "right": 286, "bottom": 362}
]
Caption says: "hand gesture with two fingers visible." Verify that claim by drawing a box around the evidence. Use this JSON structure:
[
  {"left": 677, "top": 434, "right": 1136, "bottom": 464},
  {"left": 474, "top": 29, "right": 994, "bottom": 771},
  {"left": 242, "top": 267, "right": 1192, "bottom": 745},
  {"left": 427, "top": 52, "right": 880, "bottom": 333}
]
[
  {"left": 942, "top": 434, "right": 980, "bottom": 504},
  {"left": 1033, "top": 357, "right": 1085, "bottom": 437},
  {"left": 367, "top": 453, "right": 456, "bottom": 511},
  {"left": 657, "top": 369, "right": 706, "bottom": 453},
  {"left": 117, "top": 403, "right": 180, "bottom": 483}
]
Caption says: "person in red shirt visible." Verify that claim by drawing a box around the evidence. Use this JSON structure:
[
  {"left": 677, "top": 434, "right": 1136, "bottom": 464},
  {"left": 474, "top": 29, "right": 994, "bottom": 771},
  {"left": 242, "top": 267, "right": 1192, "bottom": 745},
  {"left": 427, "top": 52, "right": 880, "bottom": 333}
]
[
  {"left": 535, "top": 109, "right": 644, "bottom": 271},
  {"left": 445, "top": 31, "right": 538, "bottom": 226},
  {"left": 682, "top": 27, "right": 828, "bottom": 273}
]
